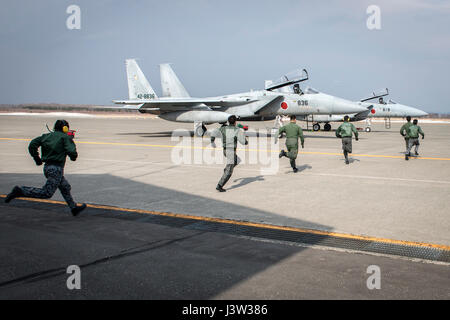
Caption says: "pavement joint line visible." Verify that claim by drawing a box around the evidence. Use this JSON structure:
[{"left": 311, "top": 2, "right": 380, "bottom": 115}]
[
  {"left": 1, "top": 194, "right": 449, "bottom": 252},
  {"left": 2, "top": 137, "right": 450, "bottom": 161}
]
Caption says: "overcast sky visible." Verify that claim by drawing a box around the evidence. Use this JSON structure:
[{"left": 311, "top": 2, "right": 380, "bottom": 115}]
[{"left": 0, "top": 0, "right": 449, "bottom": 113}]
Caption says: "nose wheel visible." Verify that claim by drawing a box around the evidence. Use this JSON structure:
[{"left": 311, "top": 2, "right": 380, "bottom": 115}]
[
  {"left": 194, "top": 123, "right": 207, "bottom": 137},
  {"left": 365, "top": 118, "right": 372, "bottom": 133}
]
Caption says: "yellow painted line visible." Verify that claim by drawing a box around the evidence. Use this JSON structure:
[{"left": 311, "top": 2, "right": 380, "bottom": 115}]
[
  {"left": 1, "top": 194, "right": 449, "bottom": 252},
  {"left": 1, "top": 137, "right": 450, "bottom": 161}
]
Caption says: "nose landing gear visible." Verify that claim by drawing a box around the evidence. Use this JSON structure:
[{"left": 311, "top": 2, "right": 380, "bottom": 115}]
[
  {"left": 365, "top": 118, "right": 372, "bottom": 133},
  {"left": 194, "top": 122, "right": 207, "bottom": 137}
]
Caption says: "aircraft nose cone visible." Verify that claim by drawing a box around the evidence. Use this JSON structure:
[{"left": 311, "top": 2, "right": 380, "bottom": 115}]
[{"left": 406, "top": 106, "right": 428, "bottom": 117}]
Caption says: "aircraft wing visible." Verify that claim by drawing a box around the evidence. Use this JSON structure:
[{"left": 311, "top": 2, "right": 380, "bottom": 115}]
[
  {"left": 254, "top": 95, "right": 285, "bottom": 114},
  {"left": 102, "top": 105, "right": 143, "bottom": 110},
  {"left": 113, "top": 97, "right": 256, "bottom": 109}
]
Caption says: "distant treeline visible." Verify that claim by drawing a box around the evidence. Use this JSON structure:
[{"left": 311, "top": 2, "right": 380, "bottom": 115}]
[{"left": 424, "top": 113, "right": 450, "bottom": 119}]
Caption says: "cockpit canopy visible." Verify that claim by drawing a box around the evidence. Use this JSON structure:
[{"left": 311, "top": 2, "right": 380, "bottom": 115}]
[{"left": 265, "top": 68, "right": 308, "bottom": 91}]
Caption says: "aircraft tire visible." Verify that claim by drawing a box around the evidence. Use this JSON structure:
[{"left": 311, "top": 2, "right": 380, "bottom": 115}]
[
  {"left": 195, "top": 125, "right": 206, "bottom": 137},
  {"left": 324, "top": 123, "right": 331, "bottom": 131},
  {"left": 313, "top": 123, "right": 320, "bottom": 131}
]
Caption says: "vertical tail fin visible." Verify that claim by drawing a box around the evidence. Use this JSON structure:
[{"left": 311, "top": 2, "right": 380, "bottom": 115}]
[
  {"left": 125, "top": 59, "right": 158, "bottom": 100},
  {"left": 160, "top": 64, "right": 190, "bottom": 98}
]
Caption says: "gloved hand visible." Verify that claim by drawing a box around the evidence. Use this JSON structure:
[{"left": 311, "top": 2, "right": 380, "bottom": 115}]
[
  {"left": 301, "top": 143, "right": 304, "bottom": 149},
  {"left": 422, "top": 136, "right": 425, "bottom": 140},
  {"left": 69, "top": 155, "right": 77, "bottom": 161},
  {"left": 33, "top": 156, "right": 43, "bottom": 166},
  {"left": 356, "top": 137, "right": 359, "bottom": 141}
]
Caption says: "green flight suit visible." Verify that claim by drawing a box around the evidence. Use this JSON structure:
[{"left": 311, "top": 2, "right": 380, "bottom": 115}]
[
  {"left": 211, "top": 125, "right": 247, "bottom": 188},
  {"left": 407, "top": 124, "right": 425, "bottom": 139},
  {"left": 336, "top": 122, "right": 358, "bottom": 163},
  {"left": 406, "top": 124, "right": 425, "bottom": 156},
  {"left": 20, "top": 131, "right": 79, "bottom": 209},
  {"left": 400, "top": 121, "right": 413, "bottom": 150},
  {"left": 28, "top": 131, "right": 78, "bottom": 167},
  {"left": 278, "top": 122, "right": 304, "bottom": 169}
]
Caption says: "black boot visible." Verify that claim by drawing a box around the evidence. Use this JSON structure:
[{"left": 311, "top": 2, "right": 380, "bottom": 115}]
[
  {"left": 216, "top": 185, "right": 226, "bottom": 192},
  {"left": 279, "top": 150, "right": 286, "bottom": 158},
  {"left": 344, "top": 151, "right": 349, "bottom": 164},
  {"left": 71, "top": 203, "right": 87, "bottom": 217},
  {"left": 5, "top": 186, "right": 23, "bottom": 203},
  {"left": 405, "top": 153, "right": 409, "bottom": 161},
  {"left": 290, "top": 160, "right": 298, "bottom": 173}
]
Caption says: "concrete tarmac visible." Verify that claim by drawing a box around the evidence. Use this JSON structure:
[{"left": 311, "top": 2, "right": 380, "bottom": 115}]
[
  {"left": 0, "top": 114, "right": 449, "bottom": 299},
  {"left": 0, "top": 198, "right": 449, "bottom": 299},
  {"left": 1, "top": 114, "right": 449, "bottom": 244}
]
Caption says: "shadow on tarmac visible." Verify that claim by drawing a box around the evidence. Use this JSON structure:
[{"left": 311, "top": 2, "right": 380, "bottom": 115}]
[
  {"left": 0, "top": 172, "right": 331, "bottom": 299},
  {"left": 117, "top": 131, "right": 193, "bottom": 138},
  {"left": 296, "top": 164, "right": 313, "bottom": 172},
  {"left": 116, "top": 130, "right": 361, "bottom": 140},
  {"left": 228, "top": 175, "right": 265, "bottom": 190}
]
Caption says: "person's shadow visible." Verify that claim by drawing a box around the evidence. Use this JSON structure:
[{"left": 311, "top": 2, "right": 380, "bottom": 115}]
[
  {"left": 228, "top": 175, "right": 265, "bottom": 190},
  {"left": 348, "top": 158, "right": 361, "bottom": 164},
  {"left": 296, "top": 164, "right": 312, "bottom": 172},
  {"left": 285, "top": 164, "right": 312, "bottom": 174}
]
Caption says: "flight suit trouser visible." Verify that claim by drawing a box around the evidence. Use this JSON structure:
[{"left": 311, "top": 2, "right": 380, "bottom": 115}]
[
  {"left": 286, "top": 143, "right": 299, "bottom": 169},
  {"left": 218, "top": 149, "right": 240, "bottom": 188},
  {"left": 341, "top": 137, "right": 353, "bottom": 162},
  {"left": 19, "top": 164, "right": 77, "bottom": 209},
  {"left": 407, "top": 138, "right": 420, "bottom": 155},
  {"left": 341, "top": 137, "right": 353, "bottom": 153}
]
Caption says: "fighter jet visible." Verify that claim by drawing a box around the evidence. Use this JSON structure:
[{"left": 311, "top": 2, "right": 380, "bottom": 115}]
[
  {"left": 302, "top": 89, "right": 428, "bottom": 132},
  {"left": 113, "top": 59, "right": 368, "bottom": 136}
]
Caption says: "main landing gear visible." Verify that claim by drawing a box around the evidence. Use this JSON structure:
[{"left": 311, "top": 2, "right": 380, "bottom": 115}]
[{"left": 312, "top": 123, "right": 331, "bottom": 131}]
